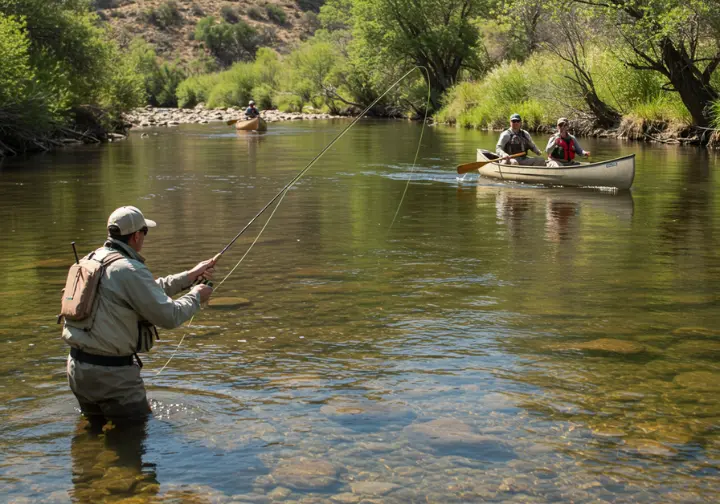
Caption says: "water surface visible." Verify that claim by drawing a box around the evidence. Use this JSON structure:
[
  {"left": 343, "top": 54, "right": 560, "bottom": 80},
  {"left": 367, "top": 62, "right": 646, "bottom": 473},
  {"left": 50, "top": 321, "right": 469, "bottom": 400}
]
[{"left": 0, "top": 120, "right": 718, "bottom": 502}]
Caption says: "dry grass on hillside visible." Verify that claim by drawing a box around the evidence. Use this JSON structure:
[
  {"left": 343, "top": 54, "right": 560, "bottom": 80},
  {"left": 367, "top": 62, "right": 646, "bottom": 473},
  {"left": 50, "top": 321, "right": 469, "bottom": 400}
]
[{"left": 96, "top": 0, "right": 322, "bottom": 63}]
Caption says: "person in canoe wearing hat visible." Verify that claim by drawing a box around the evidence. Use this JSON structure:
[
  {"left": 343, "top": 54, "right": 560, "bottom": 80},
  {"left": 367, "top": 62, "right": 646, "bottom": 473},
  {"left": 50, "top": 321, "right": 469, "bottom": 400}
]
[
  {"left": 546, "top": 117, "right": 591, "bottom": 167},
  {"left": 245, "top": 100, "right": 260, "bottom": 119},
  {"left": 496, "top": 113, "right": 546, "bottom": 166}
]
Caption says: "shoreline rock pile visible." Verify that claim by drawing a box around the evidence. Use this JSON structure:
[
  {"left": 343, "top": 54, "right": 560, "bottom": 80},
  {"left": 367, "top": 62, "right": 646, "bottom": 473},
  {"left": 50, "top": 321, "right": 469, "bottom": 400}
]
[{"left": 125, "top": 104, "right": 348, "bottom": 129}]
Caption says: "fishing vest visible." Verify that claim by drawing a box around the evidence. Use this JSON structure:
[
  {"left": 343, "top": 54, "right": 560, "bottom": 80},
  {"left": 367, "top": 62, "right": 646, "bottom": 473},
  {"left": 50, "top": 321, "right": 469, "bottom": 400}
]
[
  {"left": 505, "top": 129, "right": 530, "bottom": 155},
  {"left": 551, "top": 135, "right": 576, "bottom": 161}
]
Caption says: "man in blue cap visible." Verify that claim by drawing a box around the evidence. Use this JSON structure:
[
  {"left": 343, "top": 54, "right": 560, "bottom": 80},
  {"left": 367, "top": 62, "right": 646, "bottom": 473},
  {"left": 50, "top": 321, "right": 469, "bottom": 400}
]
[{"left": 496, "top": 113, "right": 546, "bottom": 166}]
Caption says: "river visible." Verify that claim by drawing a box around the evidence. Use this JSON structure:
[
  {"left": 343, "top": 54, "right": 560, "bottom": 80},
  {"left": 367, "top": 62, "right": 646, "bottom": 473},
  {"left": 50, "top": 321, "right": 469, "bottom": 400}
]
[{"left": 0, "top": 120, "right": 718, "bottom": 502}]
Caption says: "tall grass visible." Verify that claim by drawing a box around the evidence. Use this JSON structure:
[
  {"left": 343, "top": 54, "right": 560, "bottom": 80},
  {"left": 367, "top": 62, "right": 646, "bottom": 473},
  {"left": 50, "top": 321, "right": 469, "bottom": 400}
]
[
  {"left": 436, "top": 58, "right": 559, "bottom": 129},
  {"left": 437, "top": 47, "right": 699, "bottom": 130}
]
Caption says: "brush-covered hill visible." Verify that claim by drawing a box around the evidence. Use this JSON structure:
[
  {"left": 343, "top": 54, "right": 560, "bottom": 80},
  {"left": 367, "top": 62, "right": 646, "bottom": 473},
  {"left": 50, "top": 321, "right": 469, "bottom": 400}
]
[{"left": 94, "top": 0, "right": 324, "bottom": 64}]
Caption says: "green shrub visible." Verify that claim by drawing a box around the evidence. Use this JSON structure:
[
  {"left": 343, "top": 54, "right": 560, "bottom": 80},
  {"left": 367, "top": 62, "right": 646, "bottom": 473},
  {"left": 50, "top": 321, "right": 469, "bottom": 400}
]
[
  {"left": 176, "top": 74, "right": 220, "bottom": 108},
  {"left": 127, "top": 38, "right": 185, "bottom": 107},
  {"left": 251, "top": 83, "right": 275, "bottom": 109},
  {"left": 140, "top": 1, "right": 183, "bottom": 29},
  {"left": 194, "top": 17, "right": 260, "bottom": 66},
  {"left": 296, "top": 0, "right": 324, "bottom": 12},
  {"left": 220, "top": 5, "right": 238, "bottom": 24},
  {"left": 190, "top": 3, "right": 205, "bottom": 16},
  {"left": 206, "top": 62, "right": 257, "bottom": 108},
  {"left": 247, "top": 6, "right": 264, "bottom": 20},
  {"left": 266, "top": 5, "right": 286, "bottom": 25},
  {"left": 435, "top": 57, "right": 558, "bottom": 129}
]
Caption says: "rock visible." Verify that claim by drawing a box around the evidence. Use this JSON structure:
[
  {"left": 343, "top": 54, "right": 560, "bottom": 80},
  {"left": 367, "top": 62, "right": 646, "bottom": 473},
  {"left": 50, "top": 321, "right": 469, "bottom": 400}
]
[
  {"left": 623, "top": 438, "right": 677, "bottom": 458},
  {"left": 331, "top": 493, "right": 361, "bottom": 503},
  {"left": 673, "top": 371, "right": 720, "bottom": 392},
  {"left": 567, "top": 338, "right": 647, "bottom": 355},
  {"left": 670, "top": 340, "right": 720, "bottom": 359},
  {"left": 404, "top": 418, "right": 515, "bottom": 460},
  {"left": 267, "top": 486, "right": 292, "bottom": 500},
  {"left": 209, "top": 297, "right": 252, "bottom": 309},
  {"left": 671, "top": 327, "right": 719, "bottom": 338},
  {"left": 350, "top": 481, "right": 400, "bottom": 496},
  {"left": 271, "top": 459, "right": 337, "bottom": 490}
]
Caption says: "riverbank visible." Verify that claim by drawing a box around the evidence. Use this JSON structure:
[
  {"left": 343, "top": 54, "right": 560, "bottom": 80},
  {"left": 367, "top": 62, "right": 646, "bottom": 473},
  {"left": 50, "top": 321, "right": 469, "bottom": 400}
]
[
  {"left": 125, "top": 105, "right": 347, "bottom": 129},
  {"left": 436, "top": 116, "right": 720, "bottom": 148}
]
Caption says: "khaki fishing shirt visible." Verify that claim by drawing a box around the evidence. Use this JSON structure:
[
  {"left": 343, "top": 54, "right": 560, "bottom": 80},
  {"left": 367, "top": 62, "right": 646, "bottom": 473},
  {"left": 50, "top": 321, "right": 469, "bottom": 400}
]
[{"left": 62, "top": 238, "right": 201, "bottom": 356}]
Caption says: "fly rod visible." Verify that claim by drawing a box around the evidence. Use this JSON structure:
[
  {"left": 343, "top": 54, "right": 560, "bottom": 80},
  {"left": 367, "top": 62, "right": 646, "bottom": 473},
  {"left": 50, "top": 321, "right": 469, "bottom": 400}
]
[{"left": 210, "top": 66, "right": 430, "bottom": 261}]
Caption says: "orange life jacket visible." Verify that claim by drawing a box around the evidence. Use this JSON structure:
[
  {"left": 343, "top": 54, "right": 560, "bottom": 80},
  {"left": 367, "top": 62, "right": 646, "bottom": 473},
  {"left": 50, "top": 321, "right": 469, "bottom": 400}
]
[{"left": 551, "top": 135, "right": 576, "bottom": 161}]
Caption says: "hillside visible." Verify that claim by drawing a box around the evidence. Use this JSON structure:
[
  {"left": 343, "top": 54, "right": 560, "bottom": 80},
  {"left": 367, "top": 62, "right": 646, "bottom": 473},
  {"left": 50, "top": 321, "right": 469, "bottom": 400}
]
[{"left": 96, "top": 0, "right": 325, "bottom": 64}]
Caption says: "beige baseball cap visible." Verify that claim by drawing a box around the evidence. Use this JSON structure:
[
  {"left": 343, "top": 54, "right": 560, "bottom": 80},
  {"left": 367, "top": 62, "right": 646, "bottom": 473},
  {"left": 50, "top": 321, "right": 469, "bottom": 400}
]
[
  {"left": 557, "top": 117, "right": 569, "bottom": 126},
  {"left": 107, "top": 206, "right": 157, "bottom": 235}
]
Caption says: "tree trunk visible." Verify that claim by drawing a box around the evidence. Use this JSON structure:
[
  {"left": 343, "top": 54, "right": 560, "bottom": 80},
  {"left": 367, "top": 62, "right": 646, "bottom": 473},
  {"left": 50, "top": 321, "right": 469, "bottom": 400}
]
[
  {"left": 585, "top": 89, "right": 622, "bottom": 128},
  {"left": 661, "top": 38, "right": 718, "bottom": 127}
]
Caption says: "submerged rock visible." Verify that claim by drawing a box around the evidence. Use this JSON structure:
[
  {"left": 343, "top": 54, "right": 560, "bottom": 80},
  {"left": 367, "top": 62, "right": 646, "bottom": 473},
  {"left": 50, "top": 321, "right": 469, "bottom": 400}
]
[
  {"left": 320, "top": 399, "right": 416, "bottom": 432},
  {"left": 673, "top": 371, "right": 720, "bottom": 392},
  {"left": 208, "top": 297, "right": 251, "bottom": 309},
  {"left": 671, "top": 327, "right": 719, "bottom": 338},
  {"left": 404, "top": 418, "right": 514, "bottom": 461},
  {"left": 565, "top": 338, "right": 647, "bottom": 355},
  {"left": 350, "top": 481, "right": 401, "bottom": 496},
  {"left": 623, "top": 438, "right": 677, "bottom": 458},
  {"left": 271, "top": 458, "right": 337, "bottom": 490},
  {"left": 670, "top": 340, "right": 720, "bottom": 359}
]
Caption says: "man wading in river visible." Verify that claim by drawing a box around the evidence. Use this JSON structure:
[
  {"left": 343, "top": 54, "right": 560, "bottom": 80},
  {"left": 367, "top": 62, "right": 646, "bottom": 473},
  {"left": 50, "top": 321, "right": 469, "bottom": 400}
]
[{"left": 60, "top": 206, "right": 215, "bottom": 421}]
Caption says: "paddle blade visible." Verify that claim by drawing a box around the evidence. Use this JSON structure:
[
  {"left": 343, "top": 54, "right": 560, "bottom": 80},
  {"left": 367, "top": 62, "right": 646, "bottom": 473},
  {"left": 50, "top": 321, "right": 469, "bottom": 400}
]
[
  {"left": 226, "top": 119, "right": 239, "bottom": 126},
  {"left": 457, "top": 160, "right": 492, "bottom": 174}
]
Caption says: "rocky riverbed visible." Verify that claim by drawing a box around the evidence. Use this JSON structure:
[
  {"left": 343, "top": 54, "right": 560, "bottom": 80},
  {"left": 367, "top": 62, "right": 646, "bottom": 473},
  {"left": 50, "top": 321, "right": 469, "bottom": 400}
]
[{"left": 125, "top": 104, "right": 348, "bottom": 129}]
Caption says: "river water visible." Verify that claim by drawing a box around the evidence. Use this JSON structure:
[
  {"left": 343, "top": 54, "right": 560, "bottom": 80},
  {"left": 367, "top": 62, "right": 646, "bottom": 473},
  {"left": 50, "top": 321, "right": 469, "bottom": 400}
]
[{"left": 0, "top": 120, "right": 718, "bottom": 503}]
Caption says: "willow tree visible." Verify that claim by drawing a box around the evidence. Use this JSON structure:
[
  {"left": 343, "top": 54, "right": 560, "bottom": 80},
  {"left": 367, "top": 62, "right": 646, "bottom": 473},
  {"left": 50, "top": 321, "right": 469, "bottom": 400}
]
[
  {"left": 578, "top": 0, "right": 720, "bottom": 126},
  {"left": 351, "top": 0, "right": 489, "bottom": 110}
]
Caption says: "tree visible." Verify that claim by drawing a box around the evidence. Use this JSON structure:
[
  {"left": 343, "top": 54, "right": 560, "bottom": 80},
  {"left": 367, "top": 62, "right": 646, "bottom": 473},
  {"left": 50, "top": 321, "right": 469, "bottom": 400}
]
[
  {"left": 543, "top": 7, "right": 621, "bottom": 127},
  {"left": 578, "top": 0, "right": 720, "bottom": 126},
  {"left": 351, "top": 0, "right": 489, "bottom": 110}
]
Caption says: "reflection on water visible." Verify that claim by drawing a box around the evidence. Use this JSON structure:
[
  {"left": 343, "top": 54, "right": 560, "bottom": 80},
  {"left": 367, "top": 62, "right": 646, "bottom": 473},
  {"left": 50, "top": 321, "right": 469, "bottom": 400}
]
[{"left": 0, "top": 122, "right": 719, "bottom": 502}]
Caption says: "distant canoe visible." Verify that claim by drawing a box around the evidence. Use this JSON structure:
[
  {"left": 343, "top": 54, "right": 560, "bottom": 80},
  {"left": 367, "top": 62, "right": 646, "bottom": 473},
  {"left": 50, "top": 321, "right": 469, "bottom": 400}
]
[
  {"left": 475, "top": 149, "right": 635, "bottom": 190},
  {"left": 235, "top": 117, "right": 267, "bottom": 132}
]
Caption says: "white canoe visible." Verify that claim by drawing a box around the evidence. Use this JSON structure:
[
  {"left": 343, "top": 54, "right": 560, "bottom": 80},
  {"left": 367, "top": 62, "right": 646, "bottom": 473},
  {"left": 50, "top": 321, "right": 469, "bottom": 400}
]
[
  {"left": 475, "top": 149, "right": 635, "bottom": 190},
  {"left": 235, "top": 117, "right": 267, "bottom": 131}
]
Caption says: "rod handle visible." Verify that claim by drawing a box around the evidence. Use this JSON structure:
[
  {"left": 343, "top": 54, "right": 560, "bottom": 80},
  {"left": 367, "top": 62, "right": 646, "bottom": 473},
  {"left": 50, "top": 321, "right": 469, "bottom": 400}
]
[{"left": 71, "top": 242, "right": 80, "bottom": 264}]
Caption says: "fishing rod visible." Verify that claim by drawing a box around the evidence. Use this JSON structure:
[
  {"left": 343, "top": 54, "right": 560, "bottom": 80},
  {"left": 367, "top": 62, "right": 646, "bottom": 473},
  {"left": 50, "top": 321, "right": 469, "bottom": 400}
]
[
  {"left": 156, "top": 66, "right": 431, "bottom": 376},
  {"left": 209, "top": 66, "right": 431, "bottom": 262}
]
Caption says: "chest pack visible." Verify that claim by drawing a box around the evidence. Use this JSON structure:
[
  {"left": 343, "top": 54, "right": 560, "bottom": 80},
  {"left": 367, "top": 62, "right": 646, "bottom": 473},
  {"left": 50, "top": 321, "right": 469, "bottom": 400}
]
[
  {"left": 506, "top": 129, "right": 529, "bottom": 154},
  {"left": 59, "top": 251, "right": 124, "bottom": 323}
]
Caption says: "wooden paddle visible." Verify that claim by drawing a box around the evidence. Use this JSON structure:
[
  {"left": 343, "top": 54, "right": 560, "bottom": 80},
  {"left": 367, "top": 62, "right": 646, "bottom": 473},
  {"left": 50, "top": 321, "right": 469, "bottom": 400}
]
[
  {"left": 226, "top": 118, "right": 241, "bottom": 126},
  {"left": 456, "top": 152, "right": 527, "bottom": 174}
]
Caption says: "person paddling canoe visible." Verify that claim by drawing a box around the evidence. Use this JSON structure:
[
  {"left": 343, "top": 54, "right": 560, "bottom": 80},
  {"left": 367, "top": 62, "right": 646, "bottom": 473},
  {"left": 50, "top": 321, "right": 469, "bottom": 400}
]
[
  {"left": 245, "top": 100, "right": 260, "bottom": 119},
  {"left": 496, "top": 113, "right": 546, "bottom": 166}
]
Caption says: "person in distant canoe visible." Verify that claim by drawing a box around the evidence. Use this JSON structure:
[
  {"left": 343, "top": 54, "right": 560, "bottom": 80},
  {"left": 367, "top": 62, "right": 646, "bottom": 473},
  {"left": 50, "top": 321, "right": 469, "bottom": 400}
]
[
  {"left": 546, "top": 117, "right": 591, "bottom": 167},
  {"left": 245, "top": 100, "right": 260, "bottom": 119},
  {"left": 496, "top": 113, "right": 546, "bottom": 166}
]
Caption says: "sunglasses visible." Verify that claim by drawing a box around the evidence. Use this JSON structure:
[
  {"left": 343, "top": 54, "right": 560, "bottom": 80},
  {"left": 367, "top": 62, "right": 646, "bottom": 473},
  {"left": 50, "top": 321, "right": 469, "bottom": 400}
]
[
  {"left": 140, "top": 226, "right": 148, "bottom": 236},
  {"left": 511, "top": 119, "right": 521, "bottom": 123}
]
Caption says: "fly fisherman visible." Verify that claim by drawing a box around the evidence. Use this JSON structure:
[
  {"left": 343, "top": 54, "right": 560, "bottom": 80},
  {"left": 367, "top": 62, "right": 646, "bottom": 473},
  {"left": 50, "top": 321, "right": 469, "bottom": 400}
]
[{"left": 61, "top": 206, "right": 215, "bottom": 421}]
